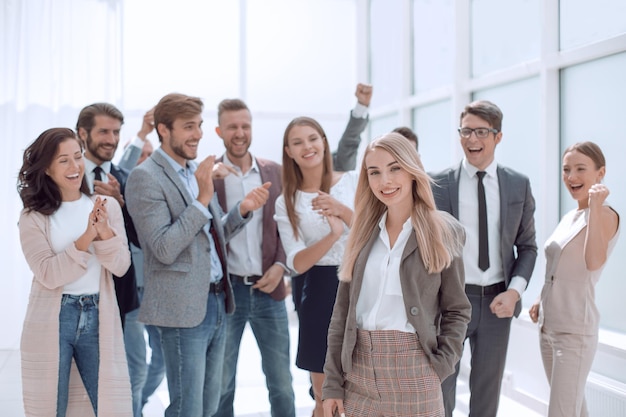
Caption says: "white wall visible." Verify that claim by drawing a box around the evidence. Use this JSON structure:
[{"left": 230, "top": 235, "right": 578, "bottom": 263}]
[{"left": 0, "top": 0, "right": 359, "bottom": 349}]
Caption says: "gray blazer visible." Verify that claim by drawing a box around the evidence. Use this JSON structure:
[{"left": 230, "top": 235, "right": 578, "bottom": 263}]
[
  {"left": 332, "top": 112, "right": 369, "bottom": 172},
  {"left": 323, "top": 222, "right": 471, "bottom": 400},
  {"left": 430, "top": 163, "right": 538, "bottom": 316},
  {"left": 126, "top": 150, "right": 250, "bottom": 328}
]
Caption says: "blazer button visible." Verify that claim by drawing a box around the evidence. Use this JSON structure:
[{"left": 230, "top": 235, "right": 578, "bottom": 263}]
[{"left": 410, "top": 307, "right": 418, "bottom": 316}]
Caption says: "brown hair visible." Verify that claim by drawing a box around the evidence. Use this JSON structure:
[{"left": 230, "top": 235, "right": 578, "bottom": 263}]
[
  {"left": 460, "top": 100, "right": 503, "bottom": 132},
  {"left": 563, "top": 141, "right": 606, "bottom": 169},
  {"left": 339, "top": 133, "right": 464, "bottom": 281},
  {"left": 154, "top": 93, "right": 203, "bottom": 142},
  {"left": 18, "top": 128, "right": 90, "bottom": 214},
  {"left": 217, "top": 98, "right": 250, "bottom": 125},
  {"left": 76, "top": 103, "right": 124, "bottom": 134},
  {"left": 281, "top": 116, "right": 333, "bottom": 239}
]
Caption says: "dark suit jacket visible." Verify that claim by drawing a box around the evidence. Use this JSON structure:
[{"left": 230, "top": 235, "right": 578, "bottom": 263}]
[
  {"left": 214, "top": 156, "right": 287, "bottom": 301},
  {"left": 126, "top": 150, "right": 251, "bottom": 327},
  {"left": 430, "top": 163, "right": 537, "bottom": 316},
  {"left": 323, "top": 224, "right": 471, "bottom": 400},
  {"left": 109, "top": 164, "right": 140, "bottom": 317}
]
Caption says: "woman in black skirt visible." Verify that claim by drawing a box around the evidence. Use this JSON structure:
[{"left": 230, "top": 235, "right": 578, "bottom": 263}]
[{"left": 274, "top": 116, "right": 358, "bottom": 417}]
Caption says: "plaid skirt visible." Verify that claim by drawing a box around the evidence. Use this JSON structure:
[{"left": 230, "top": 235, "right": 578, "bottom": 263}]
[{"left": 343, "top": 329, "right": 444, "bottom": 417}]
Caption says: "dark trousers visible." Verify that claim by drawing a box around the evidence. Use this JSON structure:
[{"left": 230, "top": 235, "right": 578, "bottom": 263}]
[{"left": 441, "top": 287, "right": 512, "bottom": 417}]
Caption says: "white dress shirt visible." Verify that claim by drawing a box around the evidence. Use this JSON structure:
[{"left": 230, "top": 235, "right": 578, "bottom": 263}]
[
  {"left": 222, "top": 154, "right": 264, "bottom": 277},
  {"left": 83, "top": 158, "right": 112, "bottom": 193},
  {"left": 356, "top": 213, "right": 415, "bottom": 333},
  {"left": 458, "top": 158, "right": 526, "bottom": 296},
  {"left": 274, "top": 171, "right": 358, "bottom": 274}
]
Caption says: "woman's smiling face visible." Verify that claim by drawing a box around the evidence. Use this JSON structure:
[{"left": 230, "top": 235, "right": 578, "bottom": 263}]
[{"left": 562, "top": 149, "right": 605, "bottom": 204}]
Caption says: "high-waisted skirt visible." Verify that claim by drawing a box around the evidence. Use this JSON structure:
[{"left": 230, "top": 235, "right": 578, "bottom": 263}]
[
  {"left": 295, "top": 265, "right": 339, "bottom": 373},
  {"left": 343, "top": 329, "right": 444, "bottom": 417}
]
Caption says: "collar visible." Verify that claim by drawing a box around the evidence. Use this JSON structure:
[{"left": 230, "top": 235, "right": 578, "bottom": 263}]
[
  {"left": 156, "top": 147, "right": 196, "bottom": 175},
  {"left": 223, "top": 153, "right": 258, "bottom": 175},
  {"left": 84, "top": 158, "right": 112, "bottom": 175},
  {"left": 461, "top": 158, "right": 498, "bottom": 179}
]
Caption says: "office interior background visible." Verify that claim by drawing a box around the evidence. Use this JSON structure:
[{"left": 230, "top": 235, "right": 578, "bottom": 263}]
[{"left": 2, "top": 0, "right": 626, "bottom": 415}]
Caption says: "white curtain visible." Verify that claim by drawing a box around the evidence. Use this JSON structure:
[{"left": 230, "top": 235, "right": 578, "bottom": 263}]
[{"left": 0, "top": 0, "right": 124, "bottom": 349}]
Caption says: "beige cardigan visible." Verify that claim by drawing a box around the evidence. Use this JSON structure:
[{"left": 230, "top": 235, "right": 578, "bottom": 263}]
[{"left": 19, "top": 195, "right": 132, "bottom": 417}]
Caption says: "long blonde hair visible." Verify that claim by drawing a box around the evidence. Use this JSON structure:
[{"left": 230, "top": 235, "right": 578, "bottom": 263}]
[
  {"left": 339, "top": 133, "right": 464, "bottom": 281},
  {"left": 281, "top": 116, "right": 333, "bottom": 239}
]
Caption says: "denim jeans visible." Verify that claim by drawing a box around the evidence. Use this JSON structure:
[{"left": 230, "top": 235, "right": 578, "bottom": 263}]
[
  {"left": 124, "top": 288, "right": 166, "bottom": 417},
  {"left": 159, "top": 291, "right": 227, "bottom": 417},
  {"left": 57, "top": 293, "right": 100, "bottom": 417},
  {"left": 214, "top": 282, "right": 295, "bottom": 417}
]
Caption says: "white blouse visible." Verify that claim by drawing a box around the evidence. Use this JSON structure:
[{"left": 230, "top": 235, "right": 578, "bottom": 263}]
[
  {"left": 356, "top": 213, "right": 416, "bottom": 333},
  {"left": 274, "top": 171, "right": 359, "bottom": 274}
]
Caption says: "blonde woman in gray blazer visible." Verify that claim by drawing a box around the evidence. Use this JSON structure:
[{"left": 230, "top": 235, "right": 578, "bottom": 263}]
[{"left": 323, "top": 133, "right": 470, "bottom": 417}]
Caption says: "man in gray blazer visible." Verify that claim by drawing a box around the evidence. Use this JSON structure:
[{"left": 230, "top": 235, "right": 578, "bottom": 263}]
[
  {"left": 125, "top": 93, "right": 271, "bottom": 417},
  {"left": 431, "top": 100, "right": 537, "bottom": 417}
]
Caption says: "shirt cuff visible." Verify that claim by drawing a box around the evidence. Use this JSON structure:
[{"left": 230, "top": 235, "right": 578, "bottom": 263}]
[
  {"left": 274, "top": 262, "right": 290, "bottom": 275},
  {"left": 352, "top": 102, "right": 369, "bottom": 119},
  {"left": 192, "top": 200, "right": 211, "bottom": 219},
  {"left": 129, "top": 136, "right": 144, "bottom": 149},
  {"left": 508, "top": 276, "right": 528, "bottom": 299}
]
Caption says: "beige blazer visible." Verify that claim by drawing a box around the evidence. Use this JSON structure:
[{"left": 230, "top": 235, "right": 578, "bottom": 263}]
[
  {"left": 323, "top": 219, "right": 471, "bottom": 400},
  {"left": 19, "top": 195, "right": 132, "bottom": 417}
]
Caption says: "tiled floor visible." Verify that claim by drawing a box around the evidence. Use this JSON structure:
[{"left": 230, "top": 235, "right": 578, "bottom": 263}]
[{"left": 0, "top": 301, "right": 544, "bottom": 416}]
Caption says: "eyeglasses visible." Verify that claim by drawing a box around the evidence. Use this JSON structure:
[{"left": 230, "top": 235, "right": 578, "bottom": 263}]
[{"left": 458, "top": 127, "right": 499, "bottom": 139}]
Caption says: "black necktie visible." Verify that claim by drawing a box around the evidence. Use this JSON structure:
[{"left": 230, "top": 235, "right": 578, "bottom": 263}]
[
  {"left": 477, "top": 171, "right": 489, "bottom": 271},
  {"left": 93, "top": 166, "right": 104, "bottom": 182}
]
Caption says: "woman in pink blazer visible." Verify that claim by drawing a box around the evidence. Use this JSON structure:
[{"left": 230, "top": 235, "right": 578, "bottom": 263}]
[{"left": 17, "top": 128, "right": 132, "bottom": 417}]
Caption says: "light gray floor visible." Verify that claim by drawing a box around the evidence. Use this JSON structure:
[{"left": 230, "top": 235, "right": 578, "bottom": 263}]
[{"left": 0, "top": 299, "right": 543, "bottom": 416}]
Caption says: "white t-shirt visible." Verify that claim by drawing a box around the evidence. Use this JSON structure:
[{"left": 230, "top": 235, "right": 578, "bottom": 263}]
[{"left": 49, "top": 194, "right": 101, "bottom": 294}]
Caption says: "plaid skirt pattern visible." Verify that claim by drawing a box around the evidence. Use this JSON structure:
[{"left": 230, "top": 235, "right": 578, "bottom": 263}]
[{"left": 343, "top": 329, "right": 444, "bottom": 417}]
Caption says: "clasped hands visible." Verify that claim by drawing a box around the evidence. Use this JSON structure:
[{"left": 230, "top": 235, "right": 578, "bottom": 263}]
[{"left": 195, "top": 155, "right": 270, "bottom": 215}]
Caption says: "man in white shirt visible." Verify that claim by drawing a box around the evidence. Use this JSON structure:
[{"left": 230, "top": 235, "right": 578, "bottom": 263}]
[
  {"left": 212, "top": 84, "right": 373, "bottom": 417},
  {"left": 430, "top": 100, "right": 537, "bottom": 417}
]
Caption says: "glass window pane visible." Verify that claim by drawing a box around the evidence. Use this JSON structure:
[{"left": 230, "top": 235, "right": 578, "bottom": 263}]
[
  {"left": 471, "top": 0, "right": 541, "bottom": 76},
  {"left": 560, "top": 0, "right": 626, "bottom": 50},
  {"left": 370, "top": 0, "right": 404, "bottom": 105},
  {"left": 123, "top": 0, "right": 240, "bottom": 111},
  {"left": 412, "top": 100, "right": 454, "bottom": 172},
  {"left": 246, "top": 0, "right": 357, "bottom": 114},
  {"left": 560, "top": 53, "right": 626, "bottom": 333},
  {"left": 370, "top": 113, "right": 400, "bottom": 140},
  {"left": 412, "top": 0, "right": 454, "bottom": 93}
]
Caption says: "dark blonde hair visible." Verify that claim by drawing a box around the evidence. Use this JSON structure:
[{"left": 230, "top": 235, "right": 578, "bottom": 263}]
[
  {"left": 339, "top": 133, "right": 464, "bottom": 281},
  {"left": 154, "top": 93, "right": 203, "bottom": 142},
  {"left": 281, "top": 116, "right": 333, "bottom": 239}
]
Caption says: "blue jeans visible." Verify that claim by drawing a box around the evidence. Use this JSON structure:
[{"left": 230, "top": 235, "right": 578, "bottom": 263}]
[
  {"left": 124, "top": 288, "right": 166, "bottom": 417},
  {"left": 159, "top": 291, "right": 227, "bottom": 417},
  {"left": 214, "top": 282, "right": 295, "bottom": 417},
  {"left": 57, "top": 293, "right": 100, "bottom": 417}
]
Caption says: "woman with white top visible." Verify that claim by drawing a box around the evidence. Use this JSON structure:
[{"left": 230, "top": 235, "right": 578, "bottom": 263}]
[
  {"left": 275, "top": 116, "right": 358, "bottom": 417},
  {"left": 322, "top": 133, "right": 470, "bottom": 417},
  {"left": 18, "top": 128, "right": 132, "bottom": 416},
  {"left": 529, "top": 141, "right": 619, "bottom": 417}
]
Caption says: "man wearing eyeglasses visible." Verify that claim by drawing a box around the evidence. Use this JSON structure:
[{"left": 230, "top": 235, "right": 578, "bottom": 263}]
[{"left": 430, "top": 100, "right": 537, "bottom": 417}]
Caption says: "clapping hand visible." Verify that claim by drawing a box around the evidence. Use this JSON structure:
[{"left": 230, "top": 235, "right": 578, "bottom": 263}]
[{"left": 240, "top": 182, "right": 271, "bottom": 216}]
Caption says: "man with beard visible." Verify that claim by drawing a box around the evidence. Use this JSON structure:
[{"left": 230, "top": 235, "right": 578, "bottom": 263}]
[
  {"left": 125, "top": 93, "right": 271, "bottom": 417},
  {"left": 76, "top": 103, "right": 140, "bottom": 327},
  {"left": 212, "top": 83, "right": 373, "bottom": 417}
]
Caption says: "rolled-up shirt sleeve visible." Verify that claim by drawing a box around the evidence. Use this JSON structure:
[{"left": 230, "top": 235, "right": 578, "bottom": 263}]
[{"left": 274, "top": 195, "right": 307, "bottom": 274}]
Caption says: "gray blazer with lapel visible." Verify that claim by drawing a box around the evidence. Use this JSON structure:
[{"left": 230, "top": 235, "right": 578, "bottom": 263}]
[
  {"left": 126, "top": 150, "right": 250, "bottom": 328},
  {"left": 430, "top": 163, "right": 537, "bottom": 316},
  {"left": 323, "top": 222, "right": 471, "bottom": 400}
]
